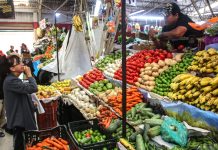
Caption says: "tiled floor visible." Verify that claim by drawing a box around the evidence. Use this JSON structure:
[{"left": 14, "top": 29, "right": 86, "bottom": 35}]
[{"left": 0, "top": 131, "right": 13, "bottom": 150}]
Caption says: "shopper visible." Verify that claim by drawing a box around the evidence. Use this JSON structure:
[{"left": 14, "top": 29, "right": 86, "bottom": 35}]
[
  {"left": 6, "top": 45, "right": 14, "bottom": 56},
  {"left": 3, "top": 55, "right": 38, "bottom": 150},
  {"left": 0, "top": 51, "right": 7, "bottom": 137},
  {"left": 21, "top": 43, "right": 30, "bottom": 54},
  {"left": 149, "top": 2, "right": 203, "bottom": 49}
]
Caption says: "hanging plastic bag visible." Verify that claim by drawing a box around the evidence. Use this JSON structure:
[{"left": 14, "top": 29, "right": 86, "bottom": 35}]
[
  {"left": 161, "top": 117, "right": 188, "bottom": 147},
  {"left": 107, "top": 20, "right": 115, "bottom": 33}
]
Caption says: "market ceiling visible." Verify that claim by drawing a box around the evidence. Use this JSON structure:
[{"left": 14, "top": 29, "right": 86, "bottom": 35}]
[{"left": 14, "top": 0, "right": 218, "bottom": 20}]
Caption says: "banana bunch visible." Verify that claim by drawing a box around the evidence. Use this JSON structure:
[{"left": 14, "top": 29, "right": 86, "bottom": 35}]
[
  {"left": 188, "top": 48, "right": 218, "bottom": 74},
  {"left": 168, "top": 73, "right": 218, "bottom": 113},
  {"left": 73, "top": 15, "right": 83, "bottom": 32}
]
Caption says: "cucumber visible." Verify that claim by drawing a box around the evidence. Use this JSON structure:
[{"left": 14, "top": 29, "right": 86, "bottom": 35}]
[
  {"left": 143, "top": 124, "right": 150, "bottom": 142},
  {"left": 143, "top": 119, "right": 163, "bottom": 126},
  {"left": 107, "top": 119, "right": 122, "bottom": 133},
  {"left": 129, "top": 120, "right": 143, "bottom": 126},
  {"left": 131, "top": 107, "right": 136, "bottom": 118},
  {"left": 148, "top": 126, "right": 161, "bottom": 138},
  {"left": 129, "top": 128, "right": 144, "bottom": 142},
  {"left": 151, "top": 114, "right": 161, "bottom": 119},
  {"left": 136, "top": 134, "right": 145, "bottom": 150}
]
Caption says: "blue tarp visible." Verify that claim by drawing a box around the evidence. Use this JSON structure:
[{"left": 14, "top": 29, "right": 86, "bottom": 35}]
[{"left": 33, "top": 60, "right": 40, "bottom": 76}]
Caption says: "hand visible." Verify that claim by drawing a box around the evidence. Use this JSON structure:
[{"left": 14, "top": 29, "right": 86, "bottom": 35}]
[
  {"left": 148, "top": 29, "right": 158, "bottom": 39},
  {"left": 23, "top": 66, "right": 32, "bottom": 78}
]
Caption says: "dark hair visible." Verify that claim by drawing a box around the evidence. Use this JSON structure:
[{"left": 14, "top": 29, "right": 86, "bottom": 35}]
[
  {"left": 163, "top": 3, "right": 181, "bottom": 16},
  {"left": 6, "top": 55, "right": 21, "bottom": 68}
]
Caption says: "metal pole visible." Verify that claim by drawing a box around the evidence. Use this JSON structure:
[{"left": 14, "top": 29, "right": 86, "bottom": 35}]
[
  {"left": 54, "top": 14, "right": 60, "bottom": 81},
  {"left": 121, "top": 0, "right": 127, "bottom": 138},
  {"left": 205, "top": 0, "right": 215, "bottom": 17}
]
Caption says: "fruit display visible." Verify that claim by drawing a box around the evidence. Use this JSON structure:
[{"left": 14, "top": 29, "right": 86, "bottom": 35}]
[
  {"left": 98, "top": 87, "right": 122, "bottom": 103},
  {"left": 51, "top": 80, "right": 72, "bottom": 95},
  {"left": 188, "top": 49, "right": 218, "bottom": 74},
  {"left": 152, "top": 52, "right": 194, "bottom": 96},
  {"left": 36, "top": 85, "right": 60, "bottom": 100},
  {"left": 168, "top": 73, "right": 218, "bottom": 113},
  {"left": 114, "top": 49, "right": 173, "bottom": 85},
  {"left": 79, "top": 68, "right": 105, "bottom": 89},
  {"left": 96, "top": 51, "right": 127, "bottom": 71},
  {"left": 73, "top": 129, "right": 107, "bottom": 145},
  {"left": 104, "top": 59, "right": 122, "bottom": 78},
  {"left": 89, "top": 79, "right": 114, "bottom": 95},
  {"left": 107, "top": 86, "right": 144, "bottom": 115},
  {"left": 68, "top": 88, "right": 97, "bottom": 119},
  {"left": 127, "top": 103, "right": 163, "bottom": 127},
  {"left": 96, "top": 106, "right": 118, "bottom": 129},
  {"left": 135, "top": 54, "right": 183, "bottom": 91},
  {"left": 26, "top": 137, "right": 70, "bottom": 150}
]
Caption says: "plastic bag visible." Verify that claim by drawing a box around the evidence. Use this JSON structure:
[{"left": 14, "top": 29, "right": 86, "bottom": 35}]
[{"left": 161, "top": 117, "right": 188, "bottom": 147}]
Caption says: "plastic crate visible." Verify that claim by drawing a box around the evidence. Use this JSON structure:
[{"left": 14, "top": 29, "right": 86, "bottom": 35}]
[
  {"left": 37, "top": 100, "right": 58, "bottom": 130},
  {"left": 23, "top": 125, "right": 74, "bottom": 150},
  {"left": 68, "top": 119, "right": 117, "bottom": 150}
]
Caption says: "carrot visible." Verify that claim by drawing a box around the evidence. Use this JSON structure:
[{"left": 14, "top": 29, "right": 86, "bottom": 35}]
[
  {"left": 52, "top": 138, "right": 68, "bottom": 150},
  {"left": 58, "top": 138, "right": 68, "bottom": 145},
  {"left": 45, "top": 138, "right": 64, "bottom": 149}
]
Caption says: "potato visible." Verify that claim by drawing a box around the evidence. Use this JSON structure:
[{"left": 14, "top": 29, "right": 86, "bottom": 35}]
[
  {"left": 142, "top": 75, "right": 150, "bottom": 81},
  {"left": 152, "top": 72, "right": 159, "bottom": 77},
  {"left": 138, "top": 78, "right": 143, "bottom": 83},
  {"left": 144, "top": 63, "right": 151, "bottom": 67},
  {"left": 158, "top": 60, "right": 165, "bottom": 67},
  {"left": 144, "top": 67, "right": 152, "bottom": 71},
  {"left": 149, "top": 76, "right": 155, "bottom": 81},
  {"left": 135, "top": 82, "right": 141, "bottom": 87},
  {"left": 152, "top": 67, "right": 159, "bottom": 72},
  {"left": 163, "top": 66, "right": 169, "bottom": 71}
]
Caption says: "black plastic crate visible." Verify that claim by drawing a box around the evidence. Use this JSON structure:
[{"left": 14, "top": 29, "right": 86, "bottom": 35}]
[
  {"left": 68, "top": 119, "right": 117, "bottom": 150},
  {"left": 23, "top": 125, "right": 74, "bottom": 150}
]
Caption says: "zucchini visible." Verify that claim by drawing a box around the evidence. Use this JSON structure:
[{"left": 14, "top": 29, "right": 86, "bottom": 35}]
[
  {"left": 107, "top": 119, "right": 122, "bottom": 133},
  {"left": 129, "top": 128, "right": 143, "bottom": 142},
  {"left": 129, "top": 120, "right": 143, "bottom": 126},
  {"left": 143, "top": 124, "right": 150, "bottom": 142},
  {"left": 148, "top": 126, "right": 161, "bottom": 138},
  {"left": 136, "top": 134, "right": 145, "bottom": 150},
  {"left": 120, "top": 138, "right": 136, "bottom": 150},
  {"left": 139, "top": 109, "right": 156, "bottom": 117},
  {"left": 143, "top": 119, "right": 163, "bottom": 126},
  {"left": 151, "top": 114, "right": 161, "bottom": 119},
  {"left": 131, "top": 107, "right": 136, "bottom": 118}
]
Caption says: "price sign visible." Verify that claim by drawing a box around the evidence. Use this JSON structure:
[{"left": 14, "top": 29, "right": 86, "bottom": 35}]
[{"left": 0, "top": 0, "right": 15, "bottom": 19}]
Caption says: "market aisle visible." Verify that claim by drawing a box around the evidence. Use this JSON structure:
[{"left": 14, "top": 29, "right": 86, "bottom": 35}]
[{"left": 0, "top": 132, "right": 13, "bottom": 150}]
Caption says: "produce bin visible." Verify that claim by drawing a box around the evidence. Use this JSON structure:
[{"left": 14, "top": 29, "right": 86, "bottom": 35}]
[
  {"left": 68, "top": 119, "right": 117, "bottom": 150},
  {"left": 23, "top": 125, "right": 74, "bottom": 150},
  {"left": 37, "top": 100, "right": 58, "bottom": 130}
]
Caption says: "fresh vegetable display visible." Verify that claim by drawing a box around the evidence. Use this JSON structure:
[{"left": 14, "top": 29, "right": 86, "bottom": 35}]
[
  {"left": 114, "top": 49, "right": 173, "bottom": 85},
  {"left": 68, "top": 88, "right": 97, "bottom": 119},
  {"left": 36, "top": 85, "right": 60, "bottom": 100},
  {"left": 98, "top": 87, "right": 122, "bottom": 103},
  {"left": 188, "top": 49, "right": 218, "bottom": 74},
  {"left": 168, "top": 73, "right": 218, "bottom": 113},
  {"left": 127, "top": 103, "right": 163, "bottom": 127},
  {"left": 117, "top": 35, "right": 134, "bottom": 44},
  {"left": 73, "top": 129, "right": 107, "bottom": 145},
  {"left": 96, "top": 51, "right": 128, "bottom": 71},
  {"left": 107, "top": 86, "right": 144, "bottom": 115},
  {"left": 96, "top": 106, "right": 118, "bottom": 129},
  {"left": 51, "top": 80, "right": 72, "bottom": 95},
  {"left": 104, "top": 59, "right": 122, "bottom": 78},
  {"left": 89, "top": 79, "right": 114, "bottom": 95},
  {"left": 26, "top": 137, "right": 70, "bottom": 150},
  {"left": 152, "top": 52, "right": 194, "bottom": 96},
  {"left": 171, "top": 137, "right": 218, "bottom": 150},
  {"left": 136, "top": 54, "right": 183, "bottom": 91},
  {"left": 79, "top": 68, "right": 105, "bottom": 89}
]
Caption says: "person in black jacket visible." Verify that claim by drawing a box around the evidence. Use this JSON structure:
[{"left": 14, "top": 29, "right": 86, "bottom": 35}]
[
  {"left": 0, "top": 52, "right": 7, "bottom": 137},
  {"left": 3, "top": 55, "right": 38, "bottom": 150}
]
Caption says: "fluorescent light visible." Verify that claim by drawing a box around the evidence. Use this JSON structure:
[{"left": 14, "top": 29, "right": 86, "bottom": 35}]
[
  {"left": 129, "top": 10, "right": 145, "bottom": 16},
  {"left": 55, "top": 13, "right": 61, "bottom": 17},
  {"left": 94, "top": 0, "right": 102, "bottom": 16},
  {"left": 130, "top": 15, "right": 164, "bottom": 21}
]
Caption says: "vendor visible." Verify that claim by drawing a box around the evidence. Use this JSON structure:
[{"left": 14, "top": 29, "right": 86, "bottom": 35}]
[{"left": 149, "top": 3, "right": 203, "bottom": 49}]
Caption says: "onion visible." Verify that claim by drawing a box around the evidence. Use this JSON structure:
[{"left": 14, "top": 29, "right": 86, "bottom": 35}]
[
  {"left": 149, "top": 76, "right": 155, "bottom": 81},
  {"left": 158, "top": 60, "right": 166, "bottom": 67}
]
